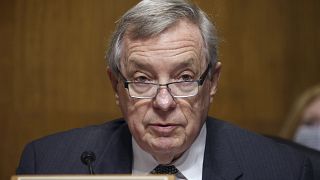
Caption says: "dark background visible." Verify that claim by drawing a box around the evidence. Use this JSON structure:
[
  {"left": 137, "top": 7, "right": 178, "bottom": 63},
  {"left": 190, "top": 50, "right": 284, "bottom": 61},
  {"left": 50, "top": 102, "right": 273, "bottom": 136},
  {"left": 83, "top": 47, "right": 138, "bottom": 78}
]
[{"left": 1, "top": 0, "right": 319, "bottom": 180}]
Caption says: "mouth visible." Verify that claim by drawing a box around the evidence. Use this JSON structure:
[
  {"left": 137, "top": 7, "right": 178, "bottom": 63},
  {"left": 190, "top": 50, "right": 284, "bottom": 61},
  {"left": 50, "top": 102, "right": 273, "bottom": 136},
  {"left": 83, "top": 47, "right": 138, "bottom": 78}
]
[{"left": 148, "top": 124, "right": 179, "bottom": 136}]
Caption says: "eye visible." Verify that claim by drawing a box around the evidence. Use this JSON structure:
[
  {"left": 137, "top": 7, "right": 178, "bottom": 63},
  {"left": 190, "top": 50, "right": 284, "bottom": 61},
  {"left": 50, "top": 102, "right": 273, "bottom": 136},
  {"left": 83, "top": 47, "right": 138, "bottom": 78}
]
[
  {"left": 177, "top": 73, "right": 194, "bottom": 82},
  {"left": 133, "top": 74, "right": 153, "bottom": 83},
  {"left": 302, "top": 117, "right": 320, "bottom": 127}
]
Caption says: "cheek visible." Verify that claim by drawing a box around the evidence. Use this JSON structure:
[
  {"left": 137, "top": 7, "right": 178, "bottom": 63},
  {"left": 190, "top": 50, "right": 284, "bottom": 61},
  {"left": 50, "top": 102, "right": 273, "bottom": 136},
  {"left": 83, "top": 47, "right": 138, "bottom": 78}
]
[
  {"left": 182, "top": 91, "right": 210, "bottom": 116},
  {"left": 193, "top": 84, "right": 212, "bottom": 117},
  {"left": 127, "top": 117, "right": 145, "bottom": 141},
  {"left": 118, "top": 94, "right": 151, "bottom": 136},
  {"left": 179, "top": 87, "right": 211, "bottom": 131}
]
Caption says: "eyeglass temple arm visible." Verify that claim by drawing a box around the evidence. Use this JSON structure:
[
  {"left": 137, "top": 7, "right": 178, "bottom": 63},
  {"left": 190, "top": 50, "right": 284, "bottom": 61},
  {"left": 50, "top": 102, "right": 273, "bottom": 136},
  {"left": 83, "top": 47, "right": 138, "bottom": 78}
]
[
  {"left": 198, "top": 63, "right": 213, "bottom": 85},
  {"left": 115, "top": 68, "right": 129, "bottom": 89}
]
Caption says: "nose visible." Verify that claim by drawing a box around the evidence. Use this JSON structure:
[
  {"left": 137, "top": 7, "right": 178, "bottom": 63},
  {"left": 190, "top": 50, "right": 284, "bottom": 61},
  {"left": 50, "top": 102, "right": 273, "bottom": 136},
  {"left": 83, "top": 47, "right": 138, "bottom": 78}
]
[{"left": 153, "top": 87, "right": 176, "bottom": 111}]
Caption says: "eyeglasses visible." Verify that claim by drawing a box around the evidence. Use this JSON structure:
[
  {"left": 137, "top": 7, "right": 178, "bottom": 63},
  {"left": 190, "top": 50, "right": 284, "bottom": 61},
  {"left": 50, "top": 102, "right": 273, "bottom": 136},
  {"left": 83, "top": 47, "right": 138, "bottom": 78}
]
[{"left": 117, "top": 63, "right": 212, "bottom": 99}]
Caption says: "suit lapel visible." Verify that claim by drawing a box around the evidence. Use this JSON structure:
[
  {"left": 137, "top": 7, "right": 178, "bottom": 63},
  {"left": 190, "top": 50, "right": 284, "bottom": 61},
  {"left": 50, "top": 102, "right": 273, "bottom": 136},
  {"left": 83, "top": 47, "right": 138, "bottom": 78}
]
[
  {"left": 95, "top": 122, "right": 133, "bottom": 174},
  {"left": 202, "top": 118, "right": 243, "bottom": 180}
]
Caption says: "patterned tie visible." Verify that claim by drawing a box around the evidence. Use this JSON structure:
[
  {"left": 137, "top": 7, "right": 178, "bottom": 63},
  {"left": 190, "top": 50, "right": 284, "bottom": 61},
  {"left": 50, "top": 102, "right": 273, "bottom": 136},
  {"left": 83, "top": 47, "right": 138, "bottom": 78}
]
[{"left": 150, "top": 165, "right": 179, "bottom": 175}]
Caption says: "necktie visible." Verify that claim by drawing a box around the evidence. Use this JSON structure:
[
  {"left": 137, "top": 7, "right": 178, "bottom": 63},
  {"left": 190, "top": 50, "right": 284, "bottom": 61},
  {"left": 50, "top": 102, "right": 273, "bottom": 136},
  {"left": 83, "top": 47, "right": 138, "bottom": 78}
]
[{"left": 150, "top": 165, "right": 179, "bottom": 175}]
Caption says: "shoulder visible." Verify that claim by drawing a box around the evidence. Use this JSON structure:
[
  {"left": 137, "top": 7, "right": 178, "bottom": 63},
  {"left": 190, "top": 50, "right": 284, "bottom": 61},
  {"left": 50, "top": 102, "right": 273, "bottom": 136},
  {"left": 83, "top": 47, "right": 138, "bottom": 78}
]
[
  {"left": 206, "top": 117, "right": 306, "bottom": 162},
  {"left": 206, "top": 117, "right": 302, "bottom": 155},
  {"left": 206, "top": 117, "right": 313, "bottom": 179},
  {"left": 17, "top": 119, "right": 129, "bottom": 174},
  {"left": 30, "top": 119, "right": 127, "bottom": 147}
]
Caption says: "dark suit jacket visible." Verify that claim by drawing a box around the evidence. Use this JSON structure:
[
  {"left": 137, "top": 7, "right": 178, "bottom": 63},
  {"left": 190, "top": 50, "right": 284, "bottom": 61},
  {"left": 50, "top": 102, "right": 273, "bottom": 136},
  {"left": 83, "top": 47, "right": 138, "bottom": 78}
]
[
  {"left": 265, "top": 135, "right": 320, "bottom": 179},
  {"left": 17, "top": 117, "right": 313, "bottom": 179}
]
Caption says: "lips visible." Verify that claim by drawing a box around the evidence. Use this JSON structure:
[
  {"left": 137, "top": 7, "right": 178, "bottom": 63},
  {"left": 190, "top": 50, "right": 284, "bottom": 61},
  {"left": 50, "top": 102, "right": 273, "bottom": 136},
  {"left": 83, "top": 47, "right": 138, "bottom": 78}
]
[{"left": 148, "top": 124, "right": 179, "bottom": 136}]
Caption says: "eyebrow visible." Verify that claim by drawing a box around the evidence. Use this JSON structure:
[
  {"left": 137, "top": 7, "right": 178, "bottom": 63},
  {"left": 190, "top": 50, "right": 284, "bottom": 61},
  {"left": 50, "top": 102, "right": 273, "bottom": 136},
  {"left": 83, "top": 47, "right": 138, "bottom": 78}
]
[
  {"left": 125, "top": 59, "right": 156, "bottom": 74},
  {"left": 174, "top": 58, "right": 197, "bottom": 69}
]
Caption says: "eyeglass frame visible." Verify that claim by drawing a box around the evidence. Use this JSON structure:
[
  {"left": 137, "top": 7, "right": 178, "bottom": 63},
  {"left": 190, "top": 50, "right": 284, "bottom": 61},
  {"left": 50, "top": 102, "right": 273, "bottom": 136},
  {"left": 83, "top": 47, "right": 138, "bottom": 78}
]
[{"left": 116, "top": 63, "right": 212, "bottom": 99}]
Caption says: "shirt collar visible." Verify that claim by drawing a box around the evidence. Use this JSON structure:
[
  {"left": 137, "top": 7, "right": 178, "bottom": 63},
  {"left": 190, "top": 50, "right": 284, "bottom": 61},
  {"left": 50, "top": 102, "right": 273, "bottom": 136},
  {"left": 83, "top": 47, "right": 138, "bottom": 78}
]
[{"left": 132, "top": 124, "right": 207, "bottom": 180}]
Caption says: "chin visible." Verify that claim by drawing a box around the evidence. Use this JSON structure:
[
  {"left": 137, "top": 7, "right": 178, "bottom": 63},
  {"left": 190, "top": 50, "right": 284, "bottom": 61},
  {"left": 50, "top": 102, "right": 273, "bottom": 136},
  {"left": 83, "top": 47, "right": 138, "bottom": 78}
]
[{"left": 149, "top": 137, "right": 184, "bottom": 153}]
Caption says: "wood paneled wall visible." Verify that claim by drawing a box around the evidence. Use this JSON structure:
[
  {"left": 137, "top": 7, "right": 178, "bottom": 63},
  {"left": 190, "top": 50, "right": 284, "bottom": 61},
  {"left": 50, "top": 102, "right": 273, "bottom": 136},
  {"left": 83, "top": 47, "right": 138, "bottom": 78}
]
[
  {"left": 1, "top": 0, "right": 319, "bottom": 179},
  {"left": 205, "top": 0, "right": 320, "bottom": 132}
]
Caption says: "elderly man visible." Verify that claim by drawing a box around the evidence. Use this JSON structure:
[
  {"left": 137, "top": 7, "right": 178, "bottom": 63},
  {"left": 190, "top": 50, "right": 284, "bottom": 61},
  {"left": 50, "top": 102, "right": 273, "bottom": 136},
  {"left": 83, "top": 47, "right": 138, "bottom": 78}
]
[{"left": 17, "top": 0, "right": 313, "bottom": 179}]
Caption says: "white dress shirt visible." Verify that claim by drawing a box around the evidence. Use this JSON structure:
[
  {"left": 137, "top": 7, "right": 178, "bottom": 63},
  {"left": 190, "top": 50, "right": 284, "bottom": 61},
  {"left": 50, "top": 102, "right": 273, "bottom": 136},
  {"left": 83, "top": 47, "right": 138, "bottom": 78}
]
[{"left": 132, "top": 124, "right": 207, "bottom": 180}]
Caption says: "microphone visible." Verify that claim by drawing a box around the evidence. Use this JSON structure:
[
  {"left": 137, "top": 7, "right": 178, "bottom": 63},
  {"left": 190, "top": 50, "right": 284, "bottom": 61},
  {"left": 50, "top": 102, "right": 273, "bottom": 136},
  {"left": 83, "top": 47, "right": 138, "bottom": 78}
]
[{"left": 81, "top": 151, "right": 96, "bottom": 174}]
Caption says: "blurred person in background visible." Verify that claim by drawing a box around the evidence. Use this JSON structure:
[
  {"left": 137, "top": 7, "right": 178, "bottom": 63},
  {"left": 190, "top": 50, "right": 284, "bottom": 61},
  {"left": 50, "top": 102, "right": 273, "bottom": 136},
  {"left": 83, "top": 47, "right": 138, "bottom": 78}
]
[{"left": 280, "top": 85, "right": 320, "bottom": 151}]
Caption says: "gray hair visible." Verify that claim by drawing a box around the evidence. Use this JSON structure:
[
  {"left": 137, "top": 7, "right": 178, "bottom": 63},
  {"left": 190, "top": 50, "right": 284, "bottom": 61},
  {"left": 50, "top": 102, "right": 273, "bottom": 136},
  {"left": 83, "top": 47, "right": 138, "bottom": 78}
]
[{"left": 106, "top": 0, "right": 218, "bottom": 76}]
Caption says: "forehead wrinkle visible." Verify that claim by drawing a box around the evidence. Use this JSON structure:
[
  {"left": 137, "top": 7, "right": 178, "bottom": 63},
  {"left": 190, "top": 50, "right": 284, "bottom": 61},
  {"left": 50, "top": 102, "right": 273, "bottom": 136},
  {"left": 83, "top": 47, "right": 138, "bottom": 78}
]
[
  {"left": 128, "top": 49, "right": 198, "bottom": 66},
  {"left": 124, "top": 45, "right": 202, "bottom": 72},
  {"left": 126, "top": 42, "right": 201, "bottom": 58},
  {"left": 125, "top": 38, "right": 201, "bottom": 62}
]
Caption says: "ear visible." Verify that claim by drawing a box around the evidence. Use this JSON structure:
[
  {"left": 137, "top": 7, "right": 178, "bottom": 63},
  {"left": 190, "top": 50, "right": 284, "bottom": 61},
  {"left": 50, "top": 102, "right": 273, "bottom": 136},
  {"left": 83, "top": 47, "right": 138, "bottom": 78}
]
[
  {"left": 107, "top": 67, "right": 120, "bottom": 105},
  {"left": 209, "top": 62, "right": 222, "bottom": 103}
]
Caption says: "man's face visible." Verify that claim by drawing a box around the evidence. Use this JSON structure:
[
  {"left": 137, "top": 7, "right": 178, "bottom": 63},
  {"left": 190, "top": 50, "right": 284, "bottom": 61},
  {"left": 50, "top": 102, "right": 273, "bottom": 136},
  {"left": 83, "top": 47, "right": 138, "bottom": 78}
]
[{"left": 109, "top": 20, "right": 220, "bottom": 164}]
